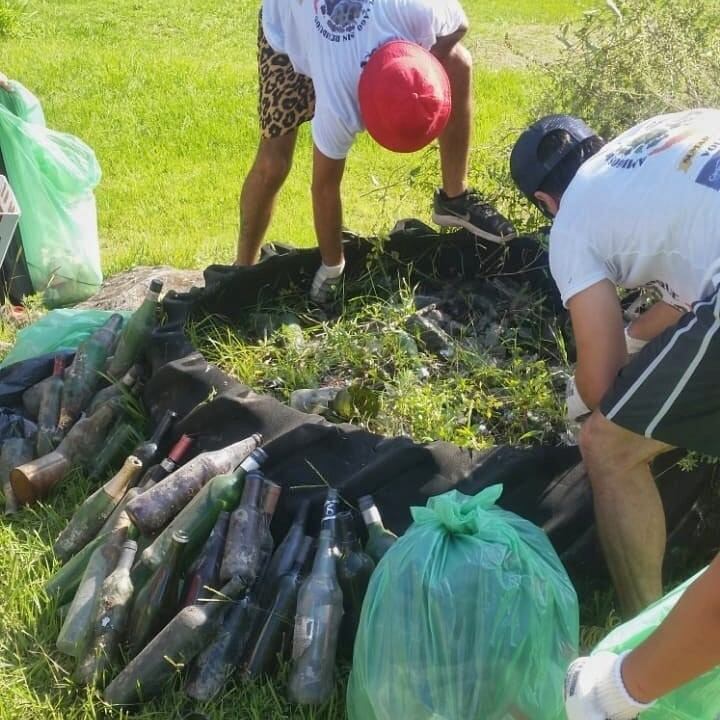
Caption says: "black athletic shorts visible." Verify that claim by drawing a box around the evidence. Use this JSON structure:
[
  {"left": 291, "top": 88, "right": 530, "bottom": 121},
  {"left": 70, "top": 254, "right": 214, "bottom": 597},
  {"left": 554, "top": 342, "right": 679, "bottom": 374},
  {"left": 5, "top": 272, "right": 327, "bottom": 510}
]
[{"left": 600, "top": 284, "right": 720, "bottom": 457}]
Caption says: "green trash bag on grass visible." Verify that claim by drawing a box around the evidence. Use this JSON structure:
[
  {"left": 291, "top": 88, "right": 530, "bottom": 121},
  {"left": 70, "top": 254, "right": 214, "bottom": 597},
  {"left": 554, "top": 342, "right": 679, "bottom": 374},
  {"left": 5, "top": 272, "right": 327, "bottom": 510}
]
[
  {"left": 347, "top": 485, "right": 579, "bottom": 720},
  {"left": 595, "top": 565, "right": 720, "bottom": 719},
  {"left": 0, "top": 81, "right": 102, "bottom": 307}
]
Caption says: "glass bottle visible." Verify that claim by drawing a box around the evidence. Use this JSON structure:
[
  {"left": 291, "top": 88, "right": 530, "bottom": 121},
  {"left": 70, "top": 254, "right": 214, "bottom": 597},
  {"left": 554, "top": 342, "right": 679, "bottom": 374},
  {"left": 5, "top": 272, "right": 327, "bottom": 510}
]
[
  {"left": 180, "top": 511, "right": 230, "bottom": 609},
  {"left": 36, "top": 355, "right": 65, "bottom": 457},
  {"left": 131, "top": 408, "right": 177, "bottom": 468},
  {"left": 287, "top": 528, "right": 344, "bottom": 705},
  {"left": 126, "top": 530, "right": 189, "bottom": 657},
  {"left": 358, "top": 494, "right": 397, "bottom": 563},
  {"left": 74, "top": 539, "right": 137, "bottom": 686},
  {"left": 53, "top": 455, "right": 143, "bottom": 562},
  {"left": 219, "top": 470, "right": 266, "bottom": 585},
  {"left": 107, "top": 279, "right": 163, "bottom": 380},
  {"left": 138, "top": 433, "right": 195, "bottom": 489}
]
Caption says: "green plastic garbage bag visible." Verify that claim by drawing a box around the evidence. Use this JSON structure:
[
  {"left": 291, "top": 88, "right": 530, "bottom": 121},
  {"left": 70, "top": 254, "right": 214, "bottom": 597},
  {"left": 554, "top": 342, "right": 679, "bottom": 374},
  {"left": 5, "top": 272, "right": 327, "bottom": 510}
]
[
  {"left": 595, "top": 566, "right": 720, "bottom": 719},
  {"left": 347, "top": 485, "right": 579, "bottom": 720},
  {"left": 0, "top": 309, "right": 129, "bottom": 368},
  {"left": 0, "top": 82, "right": 102, "bottom": 307}
]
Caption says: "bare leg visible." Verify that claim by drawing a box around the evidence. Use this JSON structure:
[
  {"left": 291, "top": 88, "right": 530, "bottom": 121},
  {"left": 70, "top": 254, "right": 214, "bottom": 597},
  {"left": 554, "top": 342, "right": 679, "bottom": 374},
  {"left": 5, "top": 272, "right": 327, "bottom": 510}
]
[
  {"left": 437, "top": 43, "right": 472, "bottom": 197},
  {"left": 236, "top": 131, "right": 298, "bottom": 266},
  {"left": 622, "top": 553, "right": 720, "bottom": 702},
  {"left": 579, "top": 411, "right": 672, "bottom": 617}
]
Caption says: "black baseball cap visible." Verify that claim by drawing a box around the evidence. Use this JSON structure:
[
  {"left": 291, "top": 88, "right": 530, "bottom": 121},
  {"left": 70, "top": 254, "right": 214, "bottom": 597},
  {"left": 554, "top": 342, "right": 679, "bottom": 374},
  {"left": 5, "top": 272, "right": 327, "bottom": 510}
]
[{"left": 510, "top": 114, "right": 597, "bottom": 199}]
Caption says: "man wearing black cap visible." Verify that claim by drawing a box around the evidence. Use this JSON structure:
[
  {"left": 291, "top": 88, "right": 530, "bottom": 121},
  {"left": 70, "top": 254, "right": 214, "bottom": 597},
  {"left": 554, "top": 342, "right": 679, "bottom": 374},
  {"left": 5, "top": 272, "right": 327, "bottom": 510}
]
[{"left": 509, "top": 109, "right": 720, "bottom": 619}]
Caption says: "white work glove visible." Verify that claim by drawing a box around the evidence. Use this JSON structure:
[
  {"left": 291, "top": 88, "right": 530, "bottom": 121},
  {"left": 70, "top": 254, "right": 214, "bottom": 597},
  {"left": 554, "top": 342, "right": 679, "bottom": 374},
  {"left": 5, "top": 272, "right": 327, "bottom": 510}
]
[
  {"left": 310, "top": 260, "right": 345, "bottom": 304},
  {"left": 566, "top": 374, "right": 591, "bottom": 422},
  {"left": 565, "top": 652, "right": 654, "bottom": 720},
  {"left": 625, "top": 326, "right": 648, "bottom": 356}
]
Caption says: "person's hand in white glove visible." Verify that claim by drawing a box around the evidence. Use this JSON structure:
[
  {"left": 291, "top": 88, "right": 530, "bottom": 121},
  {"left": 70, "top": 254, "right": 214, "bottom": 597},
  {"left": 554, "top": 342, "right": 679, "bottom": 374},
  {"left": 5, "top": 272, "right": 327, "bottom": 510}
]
[
  {"left": 0, "top": 73, "right": 11, "bottom": 92},
  {"left": 565, "top": 652, "right": 653, "bottom": 720},
  {"left": 566, "top": 374, "right": 591, "bottom": 423}
]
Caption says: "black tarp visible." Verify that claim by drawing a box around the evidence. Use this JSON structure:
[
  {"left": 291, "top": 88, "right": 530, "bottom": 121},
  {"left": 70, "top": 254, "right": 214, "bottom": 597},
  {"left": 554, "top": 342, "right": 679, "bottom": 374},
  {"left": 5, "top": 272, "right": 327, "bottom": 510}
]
[{"left": 138, "top": 226, "right": 720, "bottom": 587}]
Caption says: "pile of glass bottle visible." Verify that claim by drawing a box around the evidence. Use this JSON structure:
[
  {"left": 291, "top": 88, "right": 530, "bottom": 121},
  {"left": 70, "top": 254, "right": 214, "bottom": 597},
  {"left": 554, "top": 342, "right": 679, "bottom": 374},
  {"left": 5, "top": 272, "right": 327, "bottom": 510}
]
[{"left": 47, "top": 433, "right": 397, "bottom": 707}]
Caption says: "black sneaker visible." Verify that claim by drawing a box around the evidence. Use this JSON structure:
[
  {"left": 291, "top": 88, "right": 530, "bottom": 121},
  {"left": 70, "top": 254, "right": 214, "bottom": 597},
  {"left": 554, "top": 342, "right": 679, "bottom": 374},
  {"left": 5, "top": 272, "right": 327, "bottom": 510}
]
[{"left": 432, "top": 188, "right": 516, "bottom": 242}]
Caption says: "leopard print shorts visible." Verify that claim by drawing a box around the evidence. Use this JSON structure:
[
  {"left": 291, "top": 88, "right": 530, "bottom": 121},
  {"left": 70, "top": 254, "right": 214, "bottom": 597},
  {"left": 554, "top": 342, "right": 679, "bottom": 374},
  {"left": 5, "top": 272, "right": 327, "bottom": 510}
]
[{"left": 258, "top": 12, "right": 316, "bottom": 139}]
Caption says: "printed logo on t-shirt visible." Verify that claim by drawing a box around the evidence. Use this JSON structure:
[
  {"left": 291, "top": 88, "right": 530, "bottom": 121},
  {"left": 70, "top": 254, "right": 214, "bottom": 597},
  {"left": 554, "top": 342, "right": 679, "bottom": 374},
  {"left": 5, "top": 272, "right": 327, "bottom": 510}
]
[
  {"left": 313, "top": 0, "right": 374, "bottom": 41},
  {"left": 696, "top": 146, "right": 720, "bottom": 191}
]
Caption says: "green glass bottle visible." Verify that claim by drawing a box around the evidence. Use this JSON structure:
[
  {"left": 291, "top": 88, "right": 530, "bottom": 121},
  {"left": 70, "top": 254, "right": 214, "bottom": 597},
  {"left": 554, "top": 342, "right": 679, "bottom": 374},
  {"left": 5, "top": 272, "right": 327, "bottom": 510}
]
[
  {"left": 74, "top": 539, "right": 138, "bottom": 686},
  {"left": 58, "top": 314, "right": 125, "bottom": 434},
  {"left": 86, "top": 364, "right": 140, "bottom": 417},
  {"left": 136, "top": 448, "right": 268, "bottom": 578},
  {"left": 53, "top": 455, "right": 143, "bottom": 562},
  {"left": 107, "top": 279, "right": 163, "bottom": 380},
  {"left": 36, "top": 355, "right": 65, "bottom": 457},
  {"left": 56, "top": 529, "right": 125, "bottom": 658},
  {"left": 126, "top": 529, "right": 188, "bottom": 657},
  {"left": 87, "top": 421, "right": 139, "bottom": 484},
  {"left": 358, "top": 495, "right": 397, "bottom": 563},
  {"left": 336, "top": 511, "right": 375, "bottom": 658},
  {"left": 287, "top": 529, "right": 344, "bottom": 705}
]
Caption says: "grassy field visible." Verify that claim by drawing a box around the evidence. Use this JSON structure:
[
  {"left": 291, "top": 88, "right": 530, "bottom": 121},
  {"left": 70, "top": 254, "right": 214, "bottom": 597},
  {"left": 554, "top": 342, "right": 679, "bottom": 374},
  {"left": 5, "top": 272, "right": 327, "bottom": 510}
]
[{"left": 0, "top": 1, "right": 602, "bottom": 718}]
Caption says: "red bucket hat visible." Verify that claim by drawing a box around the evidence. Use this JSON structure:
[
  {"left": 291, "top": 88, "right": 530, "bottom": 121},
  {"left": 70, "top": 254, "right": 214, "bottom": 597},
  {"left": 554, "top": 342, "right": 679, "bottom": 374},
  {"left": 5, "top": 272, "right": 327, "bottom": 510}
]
[{"left": 358, "top": 40, "right": 452, "bottom": 153}]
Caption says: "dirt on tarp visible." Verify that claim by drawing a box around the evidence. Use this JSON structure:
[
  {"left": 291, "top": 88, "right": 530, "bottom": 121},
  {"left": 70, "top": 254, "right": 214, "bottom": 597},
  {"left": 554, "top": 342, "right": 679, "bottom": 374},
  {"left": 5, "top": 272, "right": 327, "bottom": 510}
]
[{"left": 76, "top": 266, "right": 205, "bottom": 311}]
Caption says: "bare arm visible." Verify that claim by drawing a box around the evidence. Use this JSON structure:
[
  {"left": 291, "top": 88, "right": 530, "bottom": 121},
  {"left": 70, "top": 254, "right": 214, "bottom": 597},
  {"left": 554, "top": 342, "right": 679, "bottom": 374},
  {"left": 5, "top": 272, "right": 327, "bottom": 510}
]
[
  {"left": 628, "top": 300, "right": 683, "bottom": 342},
  {"left": 430, "top": 26, "right": 468, "bottom": 59},
  {"left": 622, "top": 554, "right": 720, "bottom": 703},
  {"left": 568, "top": 280, "right": 628, "bottom": 409},
  {"left": 311, "top": 144, "right": 346, "bottom": 267}
]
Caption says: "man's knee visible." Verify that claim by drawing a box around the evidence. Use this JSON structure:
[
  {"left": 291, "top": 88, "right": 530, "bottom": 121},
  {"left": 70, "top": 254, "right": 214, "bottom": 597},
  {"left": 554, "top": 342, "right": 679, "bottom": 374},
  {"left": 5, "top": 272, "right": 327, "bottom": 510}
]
[{"left": 580, "top": 411, "right": 647, "bottom": 471}]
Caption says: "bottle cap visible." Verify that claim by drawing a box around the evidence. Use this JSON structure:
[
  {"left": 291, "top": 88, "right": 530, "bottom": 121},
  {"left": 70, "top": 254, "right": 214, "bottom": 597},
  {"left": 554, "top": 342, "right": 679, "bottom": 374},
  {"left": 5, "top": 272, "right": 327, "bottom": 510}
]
[
  {"left": 171, "top": 530, "right": 190, "bottom": 545},
  {"left": 168, "top": 434, "right": 195, "bottom": 464},
  {"left": 149, "top": 278, "right": 164, "bottom": 293},
  {"left": 357, "top": 495, "right": 376, "bottom": 512}
]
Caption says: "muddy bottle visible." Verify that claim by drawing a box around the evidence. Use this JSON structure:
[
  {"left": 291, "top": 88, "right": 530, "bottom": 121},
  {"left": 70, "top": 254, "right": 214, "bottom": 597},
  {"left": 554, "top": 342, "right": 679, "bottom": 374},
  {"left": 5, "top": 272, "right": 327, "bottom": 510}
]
[
  {"left": 58, "top": 314, "right": 125, "bottom": 434},
  {"left": 0, "top": 437, "right": 34, "bottom": 515},
  {"left": 258, "top": 480, "right": 282, "bottom": 571},
  {"left": 126, "top": 434, "right": 264, "bottom": 535},
  {"left": 103, "top": 577, "right": 245, "bottom": 707},
  {"left": 258, "top": 500, "right": 310, "bottom": 609},
  {"left": 180, "top": 511, "right": 230, "bottom": 609},
  {"left": 87, "top": 421, "right": 139, "bottom": 484},
  {"left": 138, "top": 433, "right": 195, "bottom": 489},
  {"left": 184, "top": 592, "right": 255, "bottom": 701},
  {"left": 287, "top": 528, "right": 344, "bottom": 704},
  {"left": 136, "top": 448, "right": 268, "bottom": 579},
  {"left": 132, "top": 409, "right": 177, "bottom": 468},
  {"left": 336, "top": 512, "right": 375, "bottom": 657},
  {"left": 358, "top": 494, "right": 397, "bottom": 563},
  {"left": 126, "top": 530, "right": 189, "bottom": 657},
  {"left": 107, "top": 279, "right": 163, "bottom": 380},
  {"left": 244, "top": 535, "right": 314, "bottom": 681},
  {"left": 86, "top": 364, "right": 140, "bottom": 417},
  {"left": 11, "top": 402, "right": 120, "bottom": 504},
  {"left": 35, "top": 356, "right": 65, "bottom": 457},
  {"left": 53, "top": 456, "right": 143, "bottom": 562},
  {"left": 74, "top": 539, "right": 138, "bottom": 686},
  {"left": 56, "top": 529, "right": 126, "bottom": 658},
  {"left": 219, "top": 470, "right": 266, "bottom": 585},
  {"left": 23, "top": 375, "right": 57, "bottom": 420}
]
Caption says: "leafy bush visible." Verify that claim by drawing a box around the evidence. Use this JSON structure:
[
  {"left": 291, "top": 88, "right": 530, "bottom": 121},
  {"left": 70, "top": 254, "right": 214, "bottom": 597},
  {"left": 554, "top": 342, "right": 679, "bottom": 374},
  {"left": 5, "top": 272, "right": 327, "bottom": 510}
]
[
  {"left": 0, "top": 0, "right": 26, "bottom": 37},
  {"left": 538, "top": 0, "right": 720, "bottom": 137}
]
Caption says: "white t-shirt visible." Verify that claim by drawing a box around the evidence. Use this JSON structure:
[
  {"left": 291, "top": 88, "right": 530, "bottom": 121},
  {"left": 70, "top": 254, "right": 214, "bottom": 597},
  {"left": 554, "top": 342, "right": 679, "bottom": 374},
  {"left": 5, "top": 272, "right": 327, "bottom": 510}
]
[
  {"left": 550, "top": 109, "right": 720, "bottom": 311},
  {"left": 261, "top": 0, "right": 468, "bottom": 160}
]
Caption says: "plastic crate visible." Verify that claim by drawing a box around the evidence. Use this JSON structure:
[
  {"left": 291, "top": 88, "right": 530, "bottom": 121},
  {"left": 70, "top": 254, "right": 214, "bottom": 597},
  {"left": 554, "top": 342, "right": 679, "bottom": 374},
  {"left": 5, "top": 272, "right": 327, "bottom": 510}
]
[{"left": 0, "top": 174, "right": 20, "bottom": 267}]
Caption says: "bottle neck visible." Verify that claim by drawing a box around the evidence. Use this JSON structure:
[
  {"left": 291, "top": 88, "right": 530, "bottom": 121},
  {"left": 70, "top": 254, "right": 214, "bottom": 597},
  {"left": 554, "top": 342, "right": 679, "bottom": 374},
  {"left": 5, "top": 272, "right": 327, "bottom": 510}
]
[
  {"left": 116, "top": 542, "right": 138, "bottom": 572},
  {"left": 262, "top": 481, "right": 281, "bottom": 519},
  {"left": 105, "top": 456, "right": 143, "bottom": 497},
  {"left": 52, "top": 356, "right": 65, "bottom": 377},
  {"left": 361, "top": 503, "right": 384, "bottom": 530},
  {"left": 149, "top": 410, "right": 176, "bottom": 447},
  {"left": 239, "top": 471, "right": 264, "bottom": 507},
  {"left": 311, "top": 531, "right": 337, "bottom": 580}
]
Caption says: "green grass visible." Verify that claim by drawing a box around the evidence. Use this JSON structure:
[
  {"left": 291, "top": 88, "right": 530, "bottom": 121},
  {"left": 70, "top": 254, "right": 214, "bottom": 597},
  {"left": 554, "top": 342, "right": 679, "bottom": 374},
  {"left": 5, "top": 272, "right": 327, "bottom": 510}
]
[{"left": 0, "top": 0, "right": 603, "bottom": 718}]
